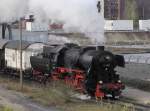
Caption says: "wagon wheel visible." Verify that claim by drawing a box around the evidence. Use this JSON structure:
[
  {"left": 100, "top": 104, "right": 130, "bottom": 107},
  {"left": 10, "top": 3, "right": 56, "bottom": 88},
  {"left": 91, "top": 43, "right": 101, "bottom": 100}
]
[{"left": 111, "top": 92, "right": 120, "bottom": 100}]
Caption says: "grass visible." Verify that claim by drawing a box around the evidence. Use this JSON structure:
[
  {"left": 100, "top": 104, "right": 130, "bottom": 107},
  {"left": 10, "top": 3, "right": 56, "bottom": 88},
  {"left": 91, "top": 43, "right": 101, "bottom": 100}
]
[
  {"left": 0, "top": 106, "right": 13, "bottom": 111},
  {"left": 27, "top": 81, "right": 74, "bottom": 106},
  {"left": 0, "top": 77, "right": 74, "bottom": 106},
  {"left": 61, "top": 102, "right": 135, "bottom": 111},
  {"left": 0, "top": 76, "right": 135, "bottom": 111}
]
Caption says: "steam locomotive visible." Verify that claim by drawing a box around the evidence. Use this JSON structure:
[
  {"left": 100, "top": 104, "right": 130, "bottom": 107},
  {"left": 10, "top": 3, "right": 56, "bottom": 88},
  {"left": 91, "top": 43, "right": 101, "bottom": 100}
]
[{"left": 30, "top": 43, "right": 125, "bottom": 99}]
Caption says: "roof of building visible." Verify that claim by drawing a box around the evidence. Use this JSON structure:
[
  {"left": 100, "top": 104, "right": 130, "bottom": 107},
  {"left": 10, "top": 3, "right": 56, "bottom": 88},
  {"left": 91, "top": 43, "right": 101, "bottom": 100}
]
[
  {"left": 5, "top": 40, "right": 34, "bottom": 50},
  {"left": 0, "top": 39, "right": 10, "bottom": 49}
]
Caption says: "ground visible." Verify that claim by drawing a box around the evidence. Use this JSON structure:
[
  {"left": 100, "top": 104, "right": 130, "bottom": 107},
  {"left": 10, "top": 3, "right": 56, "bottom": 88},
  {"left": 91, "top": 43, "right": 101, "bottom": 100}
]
[
  {"left": 0, "top": 77, "right": 138, "bottom": 111},
  {"left": 123, "top": 87, "right": 150, "bottom": 105},
  {"left": 117, "top": 63, "right": 150, "bottom": 80},
  {"left": 0, "top": 85, "right": 58, "bottom": 111},
  {"left": 0, "top": 80, "right": 149, "bottom": 111}
]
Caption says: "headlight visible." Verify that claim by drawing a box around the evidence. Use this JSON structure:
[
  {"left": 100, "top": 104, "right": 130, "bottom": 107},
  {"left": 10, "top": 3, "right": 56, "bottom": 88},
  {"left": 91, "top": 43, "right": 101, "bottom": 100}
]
[
  {"left": 118, "top": 80, "right": 121, "bottom": 83},
  {"left": 99, "top": 81, "right": 103, "bottom": 84}
]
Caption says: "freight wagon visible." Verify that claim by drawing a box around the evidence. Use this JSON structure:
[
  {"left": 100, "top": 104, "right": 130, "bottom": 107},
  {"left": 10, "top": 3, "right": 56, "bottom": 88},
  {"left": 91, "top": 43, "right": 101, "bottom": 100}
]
[
  {"left": 139, "top": 20, "right": 150, "bottom": 31},
  {"left": 4, "top": 40, "right": 45, "bottom": 73},
  {"left": 104, "top": 20, "right": 134, "bottom": 31}
]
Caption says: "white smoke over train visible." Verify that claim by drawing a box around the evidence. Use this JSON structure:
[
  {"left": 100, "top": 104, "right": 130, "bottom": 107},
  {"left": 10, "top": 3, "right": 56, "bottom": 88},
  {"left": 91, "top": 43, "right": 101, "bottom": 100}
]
[{"left": 0, "top": 0, "right": 105, "bottom": 43}]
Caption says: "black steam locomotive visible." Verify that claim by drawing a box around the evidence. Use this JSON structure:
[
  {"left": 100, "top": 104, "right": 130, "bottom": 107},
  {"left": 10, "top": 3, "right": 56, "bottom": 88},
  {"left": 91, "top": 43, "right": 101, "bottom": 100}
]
[{"left": 30, "top": 44, "right": 125, "bottom": 99}]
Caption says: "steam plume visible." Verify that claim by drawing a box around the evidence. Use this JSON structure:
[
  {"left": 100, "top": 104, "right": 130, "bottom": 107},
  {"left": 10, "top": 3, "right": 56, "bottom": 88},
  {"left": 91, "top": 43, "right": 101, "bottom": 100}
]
[
  {"left": 0, "top": 0, "right": 28, "bottom": 22},
  {"left": 0, "top": 0, "right": 105, "bottom": 43},
  {"left": 29, "top": 0, "right": 105, "bottom": 43}
]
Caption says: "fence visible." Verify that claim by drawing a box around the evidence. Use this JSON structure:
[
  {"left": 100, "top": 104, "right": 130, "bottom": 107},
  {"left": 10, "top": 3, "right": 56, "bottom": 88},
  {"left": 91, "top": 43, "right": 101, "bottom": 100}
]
[{"left": 124, "top": 54, "right": 150, "bottom": 64}]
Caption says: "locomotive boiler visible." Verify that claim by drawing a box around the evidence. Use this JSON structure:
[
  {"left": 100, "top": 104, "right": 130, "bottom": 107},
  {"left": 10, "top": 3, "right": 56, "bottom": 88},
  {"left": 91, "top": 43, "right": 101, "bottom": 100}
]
[{"left": 30, "top": 44, "right": 125, "bottom": 99}]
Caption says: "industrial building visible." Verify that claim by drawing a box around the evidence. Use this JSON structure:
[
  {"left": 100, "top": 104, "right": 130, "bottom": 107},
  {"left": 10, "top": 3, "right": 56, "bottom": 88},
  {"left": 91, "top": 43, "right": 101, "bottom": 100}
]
[
  {"left": 136, "top": 0, "right": 150, "bottom": 20},
  {"left": 104, "top": 0, "right": 150, "bottom": 20},
  {"left": 104, "top": 0, "right": 125, "bottom": 20}
]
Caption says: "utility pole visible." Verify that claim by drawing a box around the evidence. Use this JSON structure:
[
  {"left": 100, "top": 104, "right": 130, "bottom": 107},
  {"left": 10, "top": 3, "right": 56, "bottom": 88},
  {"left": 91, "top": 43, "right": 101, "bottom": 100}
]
[
  {"left": 118, "top": 0, "right": 121, "bottom": 20},
  {"left": 142, "top": 7, "right": 145, "bottom": 19},
  {"left": 19, "top": 18, "right": 23, "bottom": 90}
]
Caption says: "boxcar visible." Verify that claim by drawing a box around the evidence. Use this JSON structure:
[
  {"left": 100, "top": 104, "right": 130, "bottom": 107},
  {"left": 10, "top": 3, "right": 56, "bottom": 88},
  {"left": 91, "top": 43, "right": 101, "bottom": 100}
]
[{"left": 5, "top": 40, "right": 45, "bottom": 72}]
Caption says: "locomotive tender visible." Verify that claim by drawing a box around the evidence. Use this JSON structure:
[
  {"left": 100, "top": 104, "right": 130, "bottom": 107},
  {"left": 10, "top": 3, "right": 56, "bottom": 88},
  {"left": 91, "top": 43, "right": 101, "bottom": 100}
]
[{"left": 31, "top": 43, "right": 125, "bottom": 99}]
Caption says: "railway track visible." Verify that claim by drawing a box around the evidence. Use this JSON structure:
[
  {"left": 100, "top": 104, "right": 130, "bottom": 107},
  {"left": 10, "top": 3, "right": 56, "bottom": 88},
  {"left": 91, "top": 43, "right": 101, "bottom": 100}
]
[
  {"left": 73, "top": 97, "right": 150, "bottom": 111},
  {"left": 70, "top": 92, "right": 150, "bottom": 111},
  {"left": 101, "top": 97, "right": 150, "bottom": 111},
  {"left": 120, "top": 98, "right": 150, "bottom": 111}
]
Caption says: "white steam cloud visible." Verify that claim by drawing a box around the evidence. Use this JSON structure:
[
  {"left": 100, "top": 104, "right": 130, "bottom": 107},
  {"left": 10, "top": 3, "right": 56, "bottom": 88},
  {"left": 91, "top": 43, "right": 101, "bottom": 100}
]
[
  {"left": 0, "top": 0, "right": 28, "bottom": 22},
  {"left": 0, "top": 0, "right": 105, "bottom": 43}
]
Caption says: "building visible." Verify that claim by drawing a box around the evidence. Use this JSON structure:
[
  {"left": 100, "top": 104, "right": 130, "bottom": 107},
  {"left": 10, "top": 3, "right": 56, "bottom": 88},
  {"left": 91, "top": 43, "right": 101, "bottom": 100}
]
[
  {"left": 136, "top": 0, "right": 150, "bottom": 20},
  {"left": 104, "top": 0, "right": 125, "bottom": 20},
  {"left": 104, "top": 0, "right": 150, "bottom": 20}
]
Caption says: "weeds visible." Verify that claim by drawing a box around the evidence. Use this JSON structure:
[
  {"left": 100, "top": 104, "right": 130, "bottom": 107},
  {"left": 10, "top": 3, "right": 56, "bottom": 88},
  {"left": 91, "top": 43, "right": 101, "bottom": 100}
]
[{"left": 0, "top": 106, "right": 13, "bottom": 111}]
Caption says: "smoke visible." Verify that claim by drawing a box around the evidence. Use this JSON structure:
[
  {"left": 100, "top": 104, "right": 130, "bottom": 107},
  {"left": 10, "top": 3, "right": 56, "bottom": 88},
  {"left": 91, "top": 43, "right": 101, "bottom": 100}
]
[
  {"left": 29, "top": 0, "right": 105, "bottom": 44},
  {"left": 0, "top": 0, "right": 105, "bottom": 43},
  {"left": 0, "top": 0, "right": 28, "bottom": 22}
]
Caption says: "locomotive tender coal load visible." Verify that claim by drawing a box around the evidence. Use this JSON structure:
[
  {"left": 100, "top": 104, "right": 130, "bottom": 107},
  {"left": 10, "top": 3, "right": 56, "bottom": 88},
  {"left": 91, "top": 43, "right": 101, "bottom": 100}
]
[{"left": 30, "top": 43, "right": 125, "bottom": 99}]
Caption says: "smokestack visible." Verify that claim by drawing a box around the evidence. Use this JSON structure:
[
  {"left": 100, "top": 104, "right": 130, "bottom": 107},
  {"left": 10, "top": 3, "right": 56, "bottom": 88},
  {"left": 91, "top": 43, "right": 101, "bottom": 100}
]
[
  {"left": 2, "top": 23, "right": 6, "bottom": 39},
  {"left": 1, "top": 23, "right": 12, "bottom": 40},
  {"left": 7, "top": 24, "right": 12, "bottom": 40},
  {"left": 29, "top": 15, "right": 34, "bottom": 22}
]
